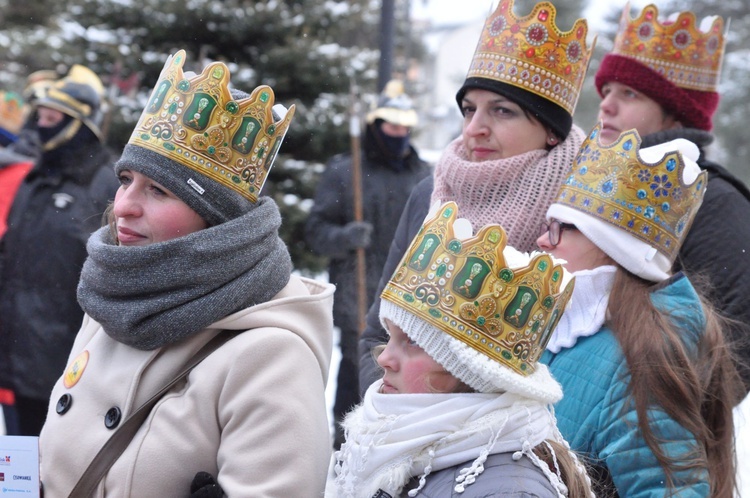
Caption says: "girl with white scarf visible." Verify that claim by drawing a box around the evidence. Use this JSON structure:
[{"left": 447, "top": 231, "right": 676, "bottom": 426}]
[{"left": 329, "top": 203, "right": 594, "bottom": 498}]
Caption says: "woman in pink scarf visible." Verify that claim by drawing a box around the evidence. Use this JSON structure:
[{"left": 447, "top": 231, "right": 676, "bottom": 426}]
[{"left": 358, "top": 0, "right": 594, "bottom": 393}]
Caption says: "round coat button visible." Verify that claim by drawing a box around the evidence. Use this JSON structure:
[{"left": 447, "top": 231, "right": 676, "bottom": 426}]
[
  {"left": 55, "top": 394, "right": 72, "bottom": 415},
  {"left": 104, "top": 406, "right": 122, "bottom": 429}
]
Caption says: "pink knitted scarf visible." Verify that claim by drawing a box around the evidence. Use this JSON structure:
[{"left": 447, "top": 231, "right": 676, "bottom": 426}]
[{"left": 431, "top": 125, "right": 585, "bottom": 252}]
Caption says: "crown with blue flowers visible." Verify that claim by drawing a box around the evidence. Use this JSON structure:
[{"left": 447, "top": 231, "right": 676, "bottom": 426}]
[
  {"left": 381, "top": 202, "right": 575, "bottom": 377},
  {"left": 554, "top": 124, "right": 707, "bottom": 261},
  {"left": 129, "top": 50, "right": 295, "bottom": 203}
]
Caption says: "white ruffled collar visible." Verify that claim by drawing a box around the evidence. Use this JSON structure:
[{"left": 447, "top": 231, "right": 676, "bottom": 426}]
[{"left": 546, "top": 265, "right": 617, "bottom": 353}]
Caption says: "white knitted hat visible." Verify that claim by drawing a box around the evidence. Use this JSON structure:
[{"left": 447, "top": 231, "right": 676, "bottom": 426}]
[
  {"left": 379, "top": 299, "right": 563, "bottom": 404},
  {"left": 548, "top": 138, "right": 703, "bottom": 282}
]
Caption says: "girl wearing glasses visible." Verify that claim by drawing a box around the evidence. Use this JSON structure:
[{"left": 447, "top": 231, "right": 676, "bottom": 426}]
[
  {"left": 358, "top": 0, "right": 594, "bottom": 393},
  {"left": 536, "top": 129, "right": 743, "bottom": 497}
]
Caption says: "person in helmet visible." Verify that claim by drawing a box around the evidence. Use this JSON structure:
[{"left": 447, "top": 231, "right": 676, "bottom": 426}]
[
  {"left": 0, "top": 64, "right": 119, "bottom": 436},
  {"left": 304, "top": 79, "right": 430, "bottom": 449}
]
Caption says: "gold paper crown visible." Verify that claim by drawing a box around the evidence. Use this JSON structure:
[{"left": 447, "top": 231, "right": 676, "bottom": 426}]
[
  {"left": 130, "top": 50, "right": 295, "bottom": 202},
  {"left": 466, "top": 0, "right": 593, "bottom": 114},
  {"left": 382, "top": 202, "right": 575, "bottom": 377},
  {"left": 555, "top": 124, "right": 707, "bottom": 261},
  {"left": 0, "top": 92, "right": 26, "bottom": 135},
  {"left": 612, "top": 3, "right": 725, "bottom": 92}
]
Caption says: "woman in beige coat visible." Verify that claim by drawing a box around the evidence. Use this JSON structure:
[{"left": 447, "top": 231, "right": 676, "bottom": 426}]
[{"left": 38, "top": 50, "right": 335, "bottom": 497}]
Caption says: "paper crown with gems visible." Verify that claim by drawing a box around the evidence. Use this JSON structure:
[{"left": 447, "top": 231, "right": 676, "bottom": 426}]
[
  {"left": 381, "top": 202, "right": 575, "bottom": 380},
  {"left": 464, "top": 0, "right": 593, "bottom": 117},
  {"left": 610, "top": 3, "right": 725, "bottom": 93},
  {"left": 129, "top": 50, "right": 295, "bottom": 203},
  {"left": 553, "top": 124, "right": 707, "bottom": 265}
]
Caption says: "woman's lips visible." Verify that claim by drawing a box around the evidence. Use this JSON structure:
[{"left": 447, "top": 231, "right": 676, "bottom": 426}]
[{"left": 117, "top": 226, "right": 146, "bottom": 244}]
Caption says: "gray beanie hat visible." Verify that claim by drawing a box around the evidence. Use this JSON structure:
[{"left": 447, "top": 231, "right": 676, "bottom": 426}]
[
  {"left": 114, "top": 143, "right": 255, "bottom": 227},
  {"left": 115, "top": 87, "right": 265, "bottom": 226}
]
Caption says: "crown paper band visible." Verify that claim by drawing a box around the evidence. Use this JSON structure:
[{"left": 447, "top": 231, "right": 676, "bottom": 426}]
[
  {"left": 466, "top": 0, "right": 593, "bottom": 114},
  {"left": 130, "top": 50, "right": 295, "bottom": 203},
  {"left": 612, "top": 3, "right": 725, "bottom": 92},
  {"left": 555, "top": 124, "right": 707, "bottom": 261},
  {"left": 382, "top": 202, "right": 574, "bottom": 377}
]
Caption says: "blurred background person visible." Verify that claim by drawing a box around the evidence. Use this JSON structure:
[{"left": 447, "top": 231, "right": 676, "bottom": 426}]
[
  {"left": 0, "top": 64, "right": 118, "bottom": 436},
  {"left": 0, "top": 89, "right": 34, "bottom": 435},
  {"left": 305, "top": 79, "right": 429, "bottom": 449}
]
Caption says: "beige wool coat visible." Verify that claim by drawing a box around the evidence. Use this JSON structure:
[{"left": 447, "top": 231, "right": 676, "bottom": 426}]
[{"left": 39, "top": 275, "right": 335, "bottom": 497}]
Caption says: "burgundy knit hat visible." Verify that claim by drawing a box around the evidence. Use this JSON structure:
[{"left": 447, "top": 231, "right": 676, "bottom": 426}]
[
  {"left": 595, "top": 54, "right": 719, "bottom": 131},
  {"left": 596, "top": 4, "right": 725, "bottom": 132}
]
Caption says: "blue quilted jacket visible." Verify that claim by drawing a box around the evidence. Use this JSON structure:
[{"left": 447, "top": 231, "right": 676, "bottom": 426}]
[{"left": 541, "top": 273, "right": 709, "bottom": 497}]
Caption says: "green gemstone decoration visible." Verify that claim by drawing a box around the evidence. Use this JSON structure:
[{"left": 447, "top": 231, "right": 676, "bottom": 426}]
[
  {"left": 140, "top": 133, "right": 151, "bottom": 140},
  {"left": 488, "top": 230, "right": 500, "bottom": 243},
  {"left": 211, "top": 67, "right": 224, "bottom": 79},
  {"left": 163, "top": 143, "right": 175, "bottom": 151},
  {"left": 256, "top": 147, "right": 266, "bottom": 159},
  {"left": 436, "top": 264, "right": 447, "bottom": 277},
  {"left": 232, "top": 176, "right": 241, "bottom": 184},
  {"left": 207, "top": 145, "right": 216, "bottom": 154},
  {"left": 477, "top": 316, "right": 486, "bottom": 326},
  {"left": 531, "top": 321, "right": 540, "bottom": 332},
  {"left": 177, "top": 80, "right": 190, "bottom": 92},
  {"left": 520, "top": 363, "right": 527, "bottom": 371},
  {"left": 501, "top": 350, "right": 512, "bottom": 360},
  {"left": 225, "top": 101, "right": 239, "bottom": 114},
  {"left": 499, "top": 268, "right": 513, "bottom": 282},
  {"left": 267, "top": 124, "right": 276, "bottom": 135},
  {"left": 428, "top": 308, "right": 442, "bottom": 318},
  {"left": 552, "top": 270, "right": 560, "bottom": 282},
  {"left": 442, "top": 207, "right": 453, "bottom": 218},
  {"left": 260, "top": 91, "right": 269, "bottom": 103},
  {"left": 543, "top": 296, "right": 554, "bottom": 309},
  {"left": 537, "top": 260, "right": 549, "bottom": 271},
  {"left": 168, "top": 102, "right": 178, "bottom": 114},
  {"left": 403, "top": 294, "right": 415, "bottom": 303},
  {"left": 175, "top": 55, "right": 183, "bottom": 64},
  {"left": 448, "top": 240, "right": 462, "bottom": 253}
]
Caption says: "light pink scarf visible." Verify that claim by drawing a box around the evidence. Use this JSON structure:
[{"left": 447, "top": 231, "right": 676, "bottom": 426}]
[{"left": 431, "top": 125, "right": 585, "bottom": 252}]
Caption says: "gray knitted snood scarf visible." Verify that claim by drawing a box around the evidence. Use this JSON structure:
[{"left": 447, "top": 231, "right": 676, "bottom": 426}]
[{"left": 77, "top": 198, "right": 292, "bottom": 350}]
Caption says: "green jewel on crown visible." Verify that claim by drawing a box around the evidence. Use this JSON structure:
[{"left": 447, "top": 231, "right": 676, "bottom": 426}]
[
  {"left": 128, "top": 49, "right": 296, "bottom": 204},
  {"left": 381, "top": 201, "right": 576, "bottom": 377}
]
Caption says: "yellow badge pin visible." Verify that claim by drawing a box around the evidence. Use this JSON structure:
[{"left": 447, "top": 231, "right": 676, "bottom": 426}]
[{"left": 63, "top": 350, "right": 90, "bottom": 389}]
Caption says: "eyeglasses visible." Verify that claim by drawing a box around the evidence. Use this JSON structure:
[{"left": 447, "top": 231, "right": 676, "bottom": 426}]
[{"left": 539, "top": 220, "right": 577, "bottom": 248}]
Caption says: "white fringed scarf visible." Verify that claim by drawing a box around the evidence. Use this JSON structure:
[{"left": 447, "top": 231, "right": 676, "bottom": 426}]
[
  {"left": 330, "top": 381, "right": 570, "bottom": 498},
  {"left": 431, "top": 126, "right": 584, "bottom": 253}
]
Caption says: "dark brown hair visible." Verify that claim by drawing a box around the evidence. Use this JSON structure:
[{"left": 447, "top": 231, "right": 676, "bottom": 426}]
[{"left": 607, "top": 267, "right": 744, "bottom": 497}]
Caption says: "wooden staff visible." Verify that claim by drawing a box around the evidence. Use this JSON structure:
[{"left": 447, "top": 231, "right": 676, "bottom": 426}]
[{"left": 349, "top": 81, "right": 367, "bottom": 336}]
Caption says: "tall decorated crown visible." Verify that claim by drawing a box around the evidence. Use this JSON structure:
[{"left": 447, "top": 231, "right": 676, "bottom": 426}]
[
  {"left": 555, "top": 124, "right": 707, "bottom": 261},
  {"left": 465, "top": 0, "right": 593, "bottom": 115},
  {"left": 382, "top": 202, "right": 575, "bottom": 377},
  {"left": 612, "top": 3, "right": 726, "bottom": 93},
  {"left": 129, "top": 50, "right": 295, "bottom": 203}
]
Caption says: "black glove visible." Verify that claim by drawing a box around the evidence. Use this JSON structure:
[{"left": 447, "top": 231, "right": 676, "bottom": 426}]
[
  {"left": 342, "top": 221, "right": 373, "bottom": 249},
  {"left": 190, "top": 472, "right": 224, "bottom": 498}
]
